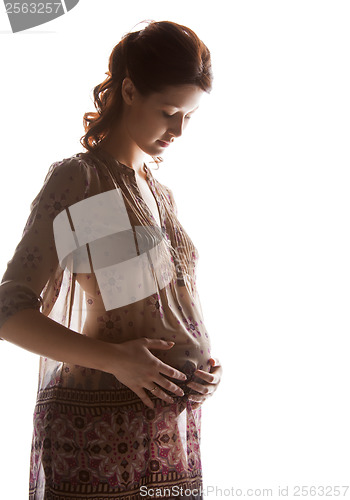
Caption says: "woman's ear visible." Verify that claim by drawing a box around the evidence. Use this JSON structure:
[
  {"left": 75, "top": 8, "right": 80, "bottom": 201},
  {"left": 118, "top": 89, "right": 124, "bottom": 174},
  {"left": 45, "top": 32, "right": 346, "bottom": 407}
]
[{"left": 121, "top": 77, "right": 138, "bottom": 106}]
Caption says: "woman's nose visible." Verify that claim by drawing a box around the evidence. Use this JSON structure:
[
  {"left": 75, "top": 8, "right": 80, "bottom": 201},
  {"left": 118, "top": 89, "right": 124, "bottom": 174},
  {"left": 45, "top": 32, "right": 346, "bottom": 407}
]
[{"left": 168, "top": 116, "right": 186, "bottom": 138}]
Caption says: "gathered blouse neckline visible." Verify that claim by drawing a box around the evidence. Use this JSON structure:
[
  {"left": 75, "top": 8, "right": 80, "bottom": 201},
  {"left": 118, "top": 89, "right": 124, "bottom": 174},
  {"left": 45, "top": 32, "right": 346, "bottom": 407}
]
[
  {"left": 86, "top": 147, "right": 152, "bottom": 181},
  {"left": 83, "top": 146, "right": 164, "bottom": 232}
]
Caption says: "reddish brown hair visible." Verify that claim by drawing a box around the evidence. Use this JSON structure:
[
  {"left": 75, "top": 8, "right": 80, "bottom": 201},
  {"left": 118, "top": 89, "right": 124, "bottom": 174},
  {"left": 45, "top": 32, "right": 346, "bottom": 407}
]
[{"left": 80, "top": 20, "right": 213, "bottom": 164}]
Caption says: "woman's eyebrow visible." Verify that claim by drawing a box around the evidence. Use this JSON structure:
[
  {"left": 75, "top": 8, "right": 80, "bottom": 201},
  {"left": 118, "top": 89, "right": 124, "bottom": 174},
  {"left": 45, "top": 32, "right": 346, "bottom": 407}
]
[{"left": 162, "top": 104, "right": 200, "bottom": 113}]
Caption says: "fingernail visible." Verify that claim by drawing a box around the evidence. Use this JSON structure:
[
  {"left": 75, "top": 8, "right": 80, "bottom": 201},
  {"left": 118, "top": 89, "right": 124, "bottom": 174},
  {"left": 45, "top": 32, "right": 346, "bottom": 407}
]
[{"left": 167, "top": 341, "right": 174, "bottom": 346}]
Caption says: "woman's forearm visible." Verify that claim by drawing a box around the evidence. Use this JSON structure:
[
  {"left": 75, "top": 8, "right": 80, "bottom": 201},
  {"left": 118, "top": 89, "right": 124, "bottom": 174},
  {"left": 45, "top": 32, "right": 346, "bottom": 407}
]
[{"left": 0, "top": 308, "right": 117, "bottom": 373}]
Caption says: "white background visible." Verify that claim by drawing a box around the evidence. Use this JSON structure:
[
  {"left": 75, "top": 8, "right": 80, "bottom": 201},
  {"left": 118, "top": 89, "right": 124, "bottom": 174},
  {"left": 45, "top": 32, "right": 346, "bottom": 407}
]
[{"left": 0, "top": 1, "right": 350, "bottom": 497}]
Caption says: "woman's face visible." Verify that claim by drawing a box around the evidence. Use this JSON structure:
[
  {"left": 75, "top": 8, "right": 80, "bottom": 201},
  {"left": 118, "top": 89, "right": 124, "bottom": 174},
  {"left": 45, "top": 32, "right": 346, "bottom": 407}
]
[{"left": 122, "top": 80, "right": 205, "bottom": 158}]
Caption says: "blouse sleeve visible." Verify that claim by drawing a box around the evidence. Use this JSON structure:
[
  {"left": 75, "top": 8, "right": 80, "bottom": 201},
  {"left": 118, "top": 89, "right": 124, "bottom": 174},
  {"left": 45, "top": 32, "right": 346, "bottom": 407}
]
[{"left": 0, "top": 156, "right": 92, "bottom": 336}]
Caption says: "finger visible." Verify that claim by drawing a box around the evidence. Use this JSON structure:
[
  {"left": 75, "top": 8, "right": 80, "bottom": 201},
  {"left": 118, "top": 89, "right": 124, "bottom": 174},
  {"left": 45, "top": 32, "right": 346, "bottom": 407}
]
[
  {"left": 136, "top": 388, "right": 154, "bottom": 409},
  {"left": 209, "top": 357, "right": 220, "bottom": 366},
  {"left": 199, "top": 365, "right": 222, "bottom": 379},
  {"left": 158, "top": 362, "right": 187, "bottom": 381},
  {"left": 145, "top": 338, "right": 175, "bottom": 350},
  {"left": 147, "top": 385, "right": 175, "bottom": 404},
  {"left": 194, "top": 370, "right": 217, "bottom": 384},
  {"left": 188, "top": 394, "right": 206, "bottom": 404},
  {"left": 154, "top": 376, "right": 185, "bottom": 398},
  {"left": 187, "top": 381, "right": 214, "bottom": 396}
]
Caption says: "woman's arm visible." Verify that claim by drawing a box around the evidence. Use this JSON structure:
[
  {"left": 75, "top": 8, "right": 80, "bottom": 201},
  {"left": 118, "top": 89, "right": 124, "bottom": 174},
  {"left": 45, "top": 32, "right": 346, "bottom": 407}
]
[
  {"left": 0, "top": 307, "right": 187, "bottom": 408},
  {"left": 0, "top": 307, "right": 116, "bottom": 372}
]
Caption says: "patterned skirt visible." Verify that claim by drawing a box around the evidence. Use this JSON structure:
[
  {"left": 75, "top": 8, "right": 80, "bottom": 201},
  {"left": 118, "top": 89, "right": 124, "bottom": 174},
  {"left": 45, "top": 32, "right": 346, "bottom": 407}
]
[{"left": 29, "top": 366, "right": 203, "bottom": 500}]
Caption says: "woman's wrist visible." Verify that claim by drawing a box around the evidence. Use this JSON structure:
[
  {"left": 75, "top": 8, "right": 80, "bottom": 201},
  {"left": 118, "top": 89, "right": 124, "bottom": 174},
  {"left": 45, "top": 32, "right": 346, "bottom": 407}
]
[{"left": 91, "top": 339, "right": 124, "bottom": 375}]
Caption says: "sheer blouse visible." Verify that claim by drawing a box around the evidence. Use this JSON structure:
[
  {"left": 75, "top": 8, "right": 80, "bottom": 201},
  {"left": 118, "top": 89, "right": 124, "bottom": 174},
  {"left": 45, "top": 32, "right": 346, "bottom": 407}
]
[{"left": 0, "top": 148, "right": 212, "bottom": 392}]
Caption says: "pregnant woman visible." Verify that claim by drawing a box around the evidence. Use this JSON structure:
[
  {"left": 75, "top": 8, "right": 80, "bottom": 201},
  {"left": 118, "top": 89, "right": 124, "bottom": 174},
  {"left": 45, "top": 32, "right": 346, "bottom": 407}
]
[{"left": 0, "top": 20, "right": 222, "bottom": 499}]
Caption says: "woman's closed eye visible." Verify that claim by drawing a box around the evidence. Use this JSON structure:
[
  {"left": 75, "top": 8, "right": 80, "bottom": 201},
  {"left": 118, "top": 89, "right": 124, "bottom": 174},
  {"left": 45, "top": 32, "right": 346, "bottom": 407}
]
[{"left": 162, "top": 111, "right": 192, "bottom": 120}]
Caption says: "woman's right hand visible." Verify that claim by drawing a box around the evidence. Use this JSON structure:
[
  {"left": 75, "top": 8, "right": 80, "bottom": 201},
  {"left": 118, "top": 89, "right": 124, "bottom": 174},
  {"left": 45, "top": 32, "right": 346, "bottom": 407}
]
[{"left": 106, "top": 337, "right": 187, "bottom": 409}]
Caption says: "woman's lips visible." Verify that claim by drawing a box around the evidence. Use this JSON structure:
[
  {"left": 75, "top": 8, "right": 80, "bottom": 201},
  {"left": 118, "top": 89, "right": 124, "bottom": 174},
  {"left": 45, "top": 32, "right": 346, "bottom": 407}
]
[{"left": 157, "top": 140, "right": 170, "bottom": 148}]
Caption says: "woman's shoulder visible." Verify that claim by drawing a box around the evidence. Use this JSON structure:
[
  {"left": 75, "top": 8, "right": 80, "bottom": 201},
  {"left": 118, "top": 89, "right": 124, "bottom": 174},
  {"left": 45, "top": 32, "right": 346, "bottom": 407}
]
[
  {"left": 45, "top": 151, "right": 98, "bottom": 178},
  {"left": 44, "top": 150, "right": 109, "bottom": 189},
  {"left": 29, "top": 151, "right": 106, "bottom": 213}
]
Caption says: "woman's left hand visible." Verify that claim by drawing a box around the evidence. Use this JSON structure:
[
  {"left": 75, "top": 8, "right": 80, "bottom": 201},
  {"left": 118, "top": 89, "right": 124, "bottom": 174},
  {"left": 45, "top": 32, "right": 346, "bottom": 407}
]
[{"left": 187, "top": 357, "right": 223, "bottom": 409}]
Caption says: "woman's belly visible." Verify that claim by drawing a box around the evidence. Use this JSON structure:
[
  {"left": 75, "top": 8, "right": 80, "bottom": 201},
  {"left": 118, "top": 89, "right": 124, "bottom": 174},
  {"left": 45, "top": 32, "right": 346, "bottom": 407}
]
[
  {"left": 82, "top": 308, "right": 211, "bottom": 376},
  {"left": 73, "top": 273, "right": 212, "bottom": 401}
]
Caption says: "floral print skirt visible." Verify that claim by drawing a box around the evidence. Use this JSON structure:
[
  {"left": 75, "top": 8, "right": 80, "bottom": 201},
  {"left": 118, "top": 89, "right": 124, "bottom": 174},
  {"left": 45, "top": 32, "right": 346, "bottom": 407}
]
[{"left": 29, "top": 368, "right": 203, "bottom": 500}]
